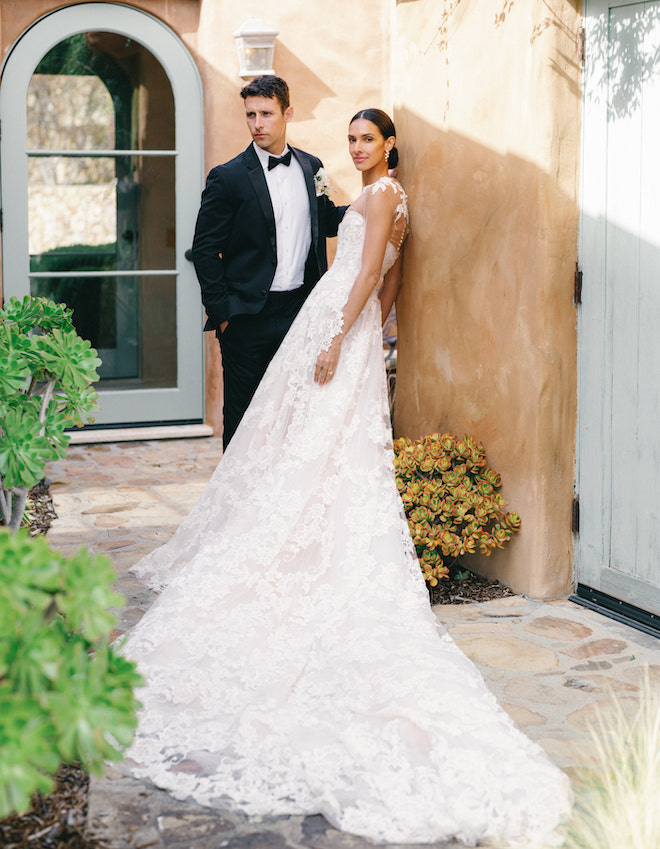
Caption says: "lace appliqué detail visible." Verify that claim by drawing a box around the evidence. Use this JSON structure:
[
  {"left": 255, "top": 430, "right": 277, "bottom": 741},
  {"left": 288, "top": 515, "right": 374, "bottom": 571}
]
[
  {"left": 316, "top": 178, "right": 408, "bottom": 356},
  {"left": 366, "top": 175, "right": 408, "bottom": 252}
]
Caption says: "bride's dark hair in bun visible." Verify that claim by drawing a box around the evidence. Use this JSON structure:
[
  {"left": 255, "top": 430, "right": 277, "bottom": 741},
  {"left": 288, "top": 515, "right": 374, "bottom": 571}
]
[{"left": 350, "top": 108, "right": 399, "bottom": 169}]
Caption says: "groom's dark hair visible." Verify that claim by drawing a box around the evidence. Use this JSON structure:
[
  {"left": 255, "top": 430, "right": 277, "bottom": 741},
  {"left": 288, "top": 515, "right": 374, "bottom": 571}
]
[{"left": 240, "top": 75, "right": 290, "bottom": 113}]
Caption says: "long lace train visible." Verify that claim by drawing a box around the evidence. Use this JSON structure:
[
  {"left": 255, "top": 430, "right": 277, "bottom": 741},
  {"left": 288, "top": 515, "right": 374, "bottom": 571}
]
[{"left": 121, "top": 179, "right": 572, "bottom": 846}]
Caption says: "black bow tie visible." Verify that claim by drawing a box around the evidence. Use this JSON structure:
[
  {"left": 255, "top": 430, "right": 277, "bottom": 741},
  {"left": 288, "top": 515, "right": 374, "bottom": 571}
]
[{"left": 268, "top": 150, "right": 292, "bottom": 170}]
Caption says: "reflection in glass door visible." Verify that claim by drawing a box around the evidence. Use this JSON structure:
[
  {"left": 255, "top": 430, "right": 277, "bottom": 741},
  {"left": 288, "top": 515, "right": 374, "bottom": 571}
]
[
  {"left": 28, "top": 33, "right": 177, "bottom": 389},
  {"left": 1, "top": 5, "right": 204, "bottom": 426}
]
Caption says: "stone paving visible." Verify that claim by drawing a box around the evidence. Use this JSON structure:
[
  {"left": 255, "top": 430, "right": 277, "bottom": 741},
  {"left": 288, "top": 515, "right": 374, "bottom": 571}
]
[{"left": 43, "top": 438, "right": 660, "bottom": 849}]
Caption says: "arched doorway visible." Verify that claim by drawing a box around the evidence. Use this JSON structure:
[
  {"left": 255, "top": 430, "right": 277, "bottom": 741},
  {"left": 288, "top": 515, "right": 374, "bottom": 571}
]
[{"left": 1, "top": 4, "right": 204, "bottom": 427}]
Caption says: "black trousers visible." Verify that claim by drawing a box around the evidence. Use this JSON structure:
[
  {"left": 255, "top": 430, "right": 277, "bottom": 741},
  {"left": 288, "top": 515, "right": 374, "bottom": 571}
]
[{"left": 218, "top": 285, "right": 311, "bottom": 450}]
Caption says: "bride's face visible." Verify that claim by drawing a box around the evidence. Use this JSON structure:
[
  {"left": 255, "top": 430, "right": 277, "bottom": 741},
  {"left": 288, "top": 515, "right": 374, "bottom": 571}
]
[{"left": 348, "top": 119, "right": 394, "bottom": 173}]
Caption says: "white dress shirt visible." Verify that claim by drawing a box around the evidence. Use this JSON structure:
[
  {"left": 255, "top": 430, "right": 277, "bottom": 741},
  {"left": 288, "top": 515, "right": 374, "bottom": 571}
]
[{"left": 253, "top": 142, "right": 311, "bottom": 292}]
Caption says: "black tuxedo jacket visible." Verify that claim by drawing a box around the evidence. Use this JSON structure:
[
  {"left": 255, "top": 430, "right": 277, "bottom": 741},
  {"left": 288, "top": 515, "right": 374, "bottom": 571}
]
[{"left": 191, "top": 144, "right": 347, "bottom": 331}]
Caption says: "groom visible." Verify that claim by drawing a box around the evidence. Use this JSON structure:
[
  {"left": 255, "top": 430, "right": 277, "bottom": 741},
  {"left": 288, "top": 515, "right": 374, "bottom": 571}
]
[{"left": 191, "top": 75, "right": 347, "bottom": 449}]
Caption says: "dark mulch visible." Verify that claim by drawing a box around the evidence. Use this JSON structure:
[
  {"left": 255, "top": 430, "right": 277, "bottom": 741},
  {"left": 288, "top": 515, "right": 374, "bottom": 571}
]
[
  {"left": 26, "top": 478, "right": 58, "bottom": 537},
  {"left": 4, "top": 482, "right": 514, "bottom": 847},
  {"left": 0, "top": 764, "right": 103, "bottom": 849},
  {"left": 428, "top": 564, "right": 516, "bottom": 606}
]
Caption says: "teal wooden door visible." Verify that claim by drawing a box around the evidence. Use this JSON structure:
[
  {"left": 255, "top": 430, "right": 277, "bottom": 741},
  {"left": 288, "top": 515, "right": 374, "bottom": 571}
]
[{"left": 578, "top": 0, "right": 660, "bottom": 613}]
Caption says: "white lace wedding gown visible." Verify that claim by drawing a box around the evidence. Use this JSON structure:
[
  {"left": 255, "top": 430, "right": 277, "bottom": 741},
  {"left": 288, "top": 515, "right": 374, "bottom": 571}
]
[{"left": 121, "top": 178, "right": 571, "bottom": 847}]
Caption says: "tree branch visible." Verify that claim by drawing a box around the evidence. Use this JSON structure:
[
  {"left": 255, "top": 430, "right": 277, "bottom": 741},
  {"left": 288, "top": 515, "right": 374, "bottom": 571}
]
[
  {"left": 0, "top": 487, "right": 11, "bottom": 526},
  {"left": 9, "top": 487, "right": 28, "bottom": 533},
  {"left": 39, "top": 379, "right": 56, "bottom": 430}
]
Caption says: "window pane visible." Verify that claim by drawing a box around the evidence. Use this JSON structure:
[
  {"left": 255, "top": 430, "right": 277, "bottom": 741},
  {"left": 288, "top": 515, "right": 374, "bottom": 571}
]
[
  {"left": 30, "top": 275, "right": 177, "bottom": 389},
  {"left": 28, "top": 155, "right": 176, "bottom": 272},
  {"left": 27, "top": 74, "right": 114, "bottom": 151},
  {"left": 29, "top": 33, "right": 174, "bottom": 151}
]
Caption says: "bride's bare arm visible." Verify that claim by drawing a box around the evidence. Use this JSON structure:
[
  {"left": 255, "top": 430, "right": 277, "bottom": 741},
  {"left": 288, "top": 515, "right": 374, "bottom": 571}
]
[{"left": 314, "top": 188, "right": 395, "bottom": 384}]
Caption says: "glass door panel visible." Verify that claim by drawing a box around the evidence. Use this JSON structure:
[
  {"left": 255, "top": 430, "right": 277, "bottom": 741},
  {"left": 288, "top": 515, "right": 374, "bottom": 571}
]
[
  {"left": 28, "top": 155, "right": 176, "bottom": 273},
  {"left": 26, "top": 34, "right": 178, "bottom": 395},
  {"left": 29, "top": 275, "right": 177, "bottom": 387},
  {"left": 27, "top": 71, "right": 115, "bottom": 151}
]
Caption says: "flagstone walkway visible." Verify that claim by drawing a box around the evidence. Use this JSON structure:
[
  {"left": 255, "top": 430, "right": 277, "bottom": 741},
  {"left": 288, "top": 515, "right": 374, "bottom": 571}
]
[{"left": 44, "top": 438, "right": 660, "bottom": 849}]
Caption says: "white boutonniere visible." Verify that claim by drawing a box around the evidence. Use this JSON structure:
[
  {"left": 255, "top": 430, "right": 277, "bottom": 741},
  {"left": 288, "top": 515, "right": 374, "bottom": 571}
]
[{"left": 313, "top": 167, "right": 335, "bottom": 198}]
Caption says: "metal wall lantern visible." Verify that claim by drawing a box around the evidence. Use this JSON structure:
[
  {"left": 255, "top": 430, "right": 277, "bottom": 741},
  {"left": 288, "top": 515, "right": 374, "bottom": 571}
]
[{"left": 233, "top": 17, "right": 279, "bottom": 78}]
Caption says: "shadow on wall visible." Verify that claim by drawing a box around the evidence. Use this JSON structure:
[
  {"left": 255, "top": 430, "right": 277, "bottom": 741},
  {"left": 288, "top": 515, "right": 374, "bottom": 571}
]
[
  {"left": 273, "top": 41, "right": 336, "bottom": 122},
  {"left": 392, "top": 94, "right": 659, "bottom": 599},
  {"left": 389, "top": 0, "right": 660, "bottom": 597},
  {"left": 588, "top": 4, "right": 660, "bottom": 120},
  {"left": 392, "top": 111, "right": 579, "bottom": 597}
]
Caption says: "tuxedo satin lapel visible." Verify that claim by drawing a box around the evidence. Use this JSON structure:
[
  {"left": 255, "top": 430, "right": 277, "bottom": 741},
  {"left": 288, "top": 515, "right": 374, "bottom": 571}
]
[
  {"left": 295, "top": 151, "right": 320, "bottom": 246},
  {"left": 245, "top": 146, "right": 277, "bottom": 254}
]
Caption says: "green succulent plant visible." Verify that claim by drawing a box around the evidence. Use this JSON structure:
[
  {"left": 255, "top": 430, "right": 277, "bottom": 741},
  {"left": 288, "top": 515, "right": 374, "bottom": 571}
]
[
  {"left": 394, "top": 432, "right": 521, "bottom": 586},
  {"left": 0, "top": 298, "right": 141, "bottom": 820},
  {"left": 0, "top": 296, "right": 100, "bottom": 531},
  {"left": 0, "top": 529, "right": 143, "bottom": 817}
]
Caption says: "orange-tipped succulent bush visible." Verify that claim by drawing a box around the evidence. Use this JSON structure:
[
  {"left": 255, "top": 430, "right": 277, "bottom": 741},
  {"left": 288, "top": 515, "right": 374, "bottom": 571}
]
[{"left": 393, "top": 433, "right": 521, "bottom": 586}]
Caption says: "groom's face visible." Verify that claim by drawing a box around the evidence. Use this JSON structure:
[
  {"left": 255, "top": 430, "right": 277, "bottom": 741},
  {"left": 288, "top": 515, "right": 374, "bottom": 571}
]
[{"left": 244, "top": 96, "right": 293, "bottom": 156}]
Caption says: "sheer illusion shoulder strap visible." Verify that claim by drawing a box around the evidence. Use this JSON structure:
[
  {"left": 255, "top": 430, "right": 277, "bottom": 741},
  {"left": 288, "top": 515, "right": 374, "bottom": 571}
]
[
  {"left": 368, "top": 177, "right": 408, "bottom": 252},
  {"left": 350, "top": 177, "right": 409, "bottom": 253}
]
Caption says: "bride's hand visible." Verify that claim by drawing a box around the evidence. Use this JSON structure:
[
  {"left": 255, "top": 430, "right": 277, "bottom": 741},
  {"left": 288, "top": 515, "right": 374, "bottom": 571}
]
[{"left": 314, "top": 335, "right": 343, "bottom": 385}]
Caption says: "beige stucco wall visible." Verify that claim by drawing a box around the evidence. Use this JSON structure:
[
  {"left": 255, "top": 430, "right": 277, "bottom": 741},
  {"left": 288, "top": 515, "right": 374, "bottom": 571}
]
[{"left": 392, "top": 0, "right": 582, "bottom": 598}]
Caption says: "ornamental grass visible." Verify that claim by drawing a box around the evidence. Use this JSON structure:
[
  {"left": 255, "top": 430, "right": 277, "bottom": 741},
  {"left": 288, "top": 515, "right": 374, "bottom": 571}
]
[
  {"left": 393, "top": 432, "right": 521, "bottom": 586},
  {"left": 561, "top": 671, "right": 660, "bottom": 849}
]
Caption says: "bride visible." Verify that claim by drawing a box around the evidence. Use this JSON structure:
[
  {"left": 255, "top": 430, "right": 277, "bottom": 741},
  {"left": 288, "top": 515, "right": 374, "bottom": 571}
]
[{"left": 120, "top": 109, "right": 571, "bottom": 847}]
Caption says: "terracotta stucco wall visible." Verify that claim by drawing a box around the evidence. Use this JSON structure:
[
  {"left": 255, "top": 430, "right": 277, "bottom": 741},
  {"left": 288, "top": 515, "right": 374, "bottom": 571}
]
[
  {"left": 0, "top": 0, "right": 390, "bottom": 432},
  {"left": 393, "top": 0, "right": 581, "bottom": 598}
]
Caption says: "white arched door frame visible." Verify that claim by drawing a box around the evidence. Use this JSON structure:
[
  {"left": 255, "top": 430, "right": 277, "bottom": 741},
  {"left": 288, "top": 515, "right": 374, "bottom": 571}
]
[{"left": 0, "top": 3, "right": 205, "bottom": 427}]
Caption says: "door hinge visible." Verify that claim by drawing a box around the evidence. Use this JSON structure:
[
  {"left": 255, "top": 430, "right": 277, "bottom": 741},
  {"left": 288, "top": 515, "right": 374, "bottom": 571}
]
[
  {"left": 574, "top": 261, "right": 583, "bottom": 305},
  {"left": 0, "top": 208, "right": 3, "bottom": 233},
  {"left": 572, "top": 495, "right": 580, "bottom": 534},
  {"left": 578, "top": 23, "right": 586, "bottom": 66}
]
